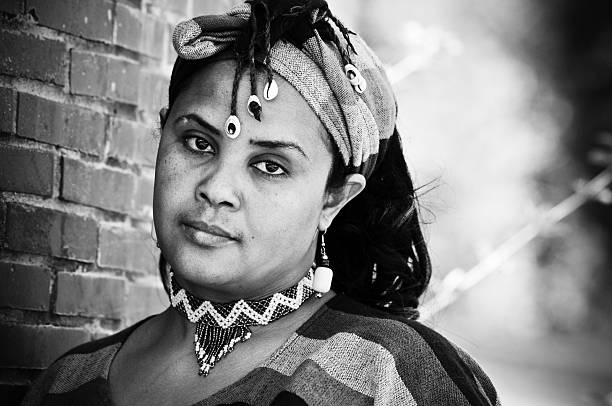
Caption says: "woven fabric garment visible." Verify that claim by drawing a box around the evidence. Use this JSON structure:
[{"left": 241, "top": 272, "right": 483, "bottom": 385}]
[
  {"left": 171, "top": 1, "right": 396, "bottom": 179},
  {"left": 21, "top": 295, "right": 501, "bottom": 406}
]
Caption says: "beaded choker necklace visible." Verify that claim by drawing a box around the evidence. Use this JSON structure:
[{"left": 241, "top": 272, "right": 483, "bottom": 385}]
[{"left": 167, "top": 268, "right": 316, "bottom": 376}]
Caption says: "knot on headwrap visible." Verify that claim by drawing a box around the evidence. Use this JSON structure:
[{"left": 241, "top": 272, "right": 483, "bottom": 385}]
[
  {"left": 172, "top": 4, "right": 250, "bottom": 60},
  {"left": 170, "top": 0, "right": 396, "bottom": 180}
]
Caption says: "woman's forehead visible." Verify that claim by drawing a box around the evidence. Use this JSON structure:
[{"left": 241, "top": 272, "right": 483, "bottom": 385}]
[{"left": 171, "top": 60, "right": 330, "bottom": 151}]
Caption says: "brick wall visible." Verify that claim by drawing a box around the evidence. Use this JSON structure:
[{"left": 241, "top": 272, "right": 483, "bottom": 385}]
[{"left": 0, "top": 1, "right": 235, "bottom": 403}]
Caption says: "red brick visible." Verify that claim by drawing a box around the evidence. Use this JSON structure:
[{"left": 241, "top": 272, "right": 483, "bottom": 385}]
[
  {"left": 150, "top": 0, "right": 188, "bottom": 15},
  {"left": 107, "top": 57, "right": 140, "bottom": 104},
  {"left": 108, "top": 117, "right": 139, "bottom": 162},
  {"left": 0, "top": 262, "right": 51, "bottom": 311},
  {"left": 0, "top": 202, "right": 6, "bottom": 246},
  {"left": 28, "top": 0, "right": 113, "bottom": 43},
  {"left": 125, "top": 280, "right": 168, "bottom": 324},
  {"left": 192, "top": 0, "right": 234, "bottom": 16},
  {"left": 69, "top": 50, "right": 105, "bottom": 98},
  {"left": 0, "top": 324, "right": 89, "bottom": 368},
  {"left": 70, "top": 50, "right": 139, "bottom": 104},
  {"left": 138, "top": 69, "right": 169, "bottom": 115},
  {"left": 140, "top": 14, "right": 166, "bottom": 58},
  {"left": 0, "top": 31, "right": 65, "bottom": 85},
  {"left": 55, "top": 272, "right": 126, "bottom": 318},
  {"left": 0, "top": 0, "right": 22, "bottom": 14},
  {"left": 0, "top": 145, "right": 55, "bottom": 196},
  {"left": 118, "top": 0, "right": 140, "bottom": 7},
  {"left": 134, "top": 175, "right": 153, "bottom": 218},
  {"left": 109, "top": 118, "right": 156, "bottom": 165},
  {"left": 115, "top": 2, "right": 142, "bottom": 51},
  {"left": 98, "top": 225, "right": 157, "bottom": 273},
  {"left": 170, "top": 0, "right": 189, "bottom": 14},
  {"left": 0, "top": 87, "right": 16, "bottom": 133},
  {"left": 17, "top": 93, "right": 105, "bottom": 156},
  {"left": 136, "top": 128, "right": 158, "bottom": 166},
  {"left": 62, "top": 158, "right": 135, "bottom": 214},
  {"left": 167, "top": 24, "right": 177, "bottom": 64},
  {"left": 5, "top": 204, "right": 97, "bottom": 262}
]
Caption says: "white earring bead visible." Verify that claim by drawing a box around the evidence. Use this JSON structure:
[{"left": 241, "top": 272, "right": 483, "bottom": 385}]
[{"left": 313, "top": 266, "right": 333, "bottom": 294}]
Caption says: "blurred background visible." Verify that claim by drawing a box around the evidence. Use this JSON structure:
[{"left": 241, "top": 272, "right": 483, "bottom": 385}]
[
  {"left": 1, "top": 0, "right": 611, "bottom": 404},
  {"left": 340, "top": 0, "right": 612, "bottom": 405}
]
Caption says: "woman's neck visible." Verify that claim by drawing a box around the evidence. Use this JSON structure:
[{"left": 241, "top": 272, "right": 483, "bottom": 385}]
[{"left": 173, "top": 259, "right": 317, "bottom": 303}]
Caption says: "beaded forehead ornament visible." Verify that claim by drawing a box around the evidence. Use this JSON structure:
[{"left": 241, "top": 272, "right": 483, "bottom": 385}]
[
  {"left": 167, "top": 268, "right": 316, "bottom": 376},
  {"left": 171, "top": 0, "right": 397, "bottom": 180}
]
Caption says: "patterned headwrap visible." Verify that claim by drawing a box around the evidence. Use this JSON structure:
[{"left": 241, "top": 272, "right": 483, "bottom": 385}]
[{"left": 171, "top": 0, "right": 396, "bottom": 179}]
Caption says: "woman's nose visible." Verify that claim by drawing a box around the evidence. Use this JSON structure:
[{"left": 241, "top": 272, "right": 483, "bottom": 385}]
[{"left": 195, "top": 162, "right": 241, "bottom": 210}]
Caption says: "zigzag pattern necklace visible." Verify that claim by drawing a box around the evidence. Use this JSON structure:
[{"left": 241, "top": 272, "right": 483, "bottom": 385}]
[{"left": 167, "top": 267, "right": 316, "bottom": 376}]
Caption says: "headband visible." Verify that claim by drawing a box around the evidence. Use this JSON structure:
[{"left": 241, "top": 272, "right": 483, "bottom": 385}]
[{"left": 171, "top": 0, "right": 396, "bottom": 179}]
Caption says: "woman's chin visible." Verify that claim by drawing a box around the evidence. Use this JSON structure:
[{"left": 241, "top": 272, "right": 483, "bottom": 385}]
[
  {"left": 172, "top": 266, "right": 243, "bottom": 299},
  {"left": 168, "top": 249, "right": 243, "bottom": 289}
]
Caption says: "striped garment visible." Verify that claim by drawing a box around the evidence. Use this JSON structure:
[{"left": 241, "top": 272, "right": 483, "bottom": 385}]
[{"left": 21, "top": 295, "right": 500, "bottom": 405}]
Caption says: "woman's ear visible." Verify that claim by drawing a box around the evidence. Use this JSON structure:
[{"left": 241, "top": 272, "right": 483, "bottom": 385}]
[
  {"left": 159, "top": 107, "right": 169, "bottom": 128},
  {"left": 319, "top": 173, "right": 366, "bottom": 231}
]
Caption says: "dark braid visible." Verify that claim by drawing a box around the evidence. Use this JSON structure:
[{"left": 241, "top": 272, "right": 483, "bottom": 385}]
[
  {"left": 230, "top": 53, "right": 244, "bottom": 117},
  {"left": 329, "top": 30, "right": 352, "bottom": 66},
  {"left": 262, "top": 3, "right": 274, "bottom": 87},
  {"left": 247, "top": 11, "right": 262, "bottom": 120},
  {"left": 327, "top": 12, "right": 356, "bottom": 57}
]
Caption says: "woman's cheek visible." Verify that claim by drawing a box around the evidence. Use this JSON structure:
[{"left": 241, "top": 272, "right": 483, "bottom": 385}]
[
  {"left": 264, "top": 189, "right": 319, "bottom": 235},
  {"left": 154, "top": 150, "right": 191, "bottom": 232}
]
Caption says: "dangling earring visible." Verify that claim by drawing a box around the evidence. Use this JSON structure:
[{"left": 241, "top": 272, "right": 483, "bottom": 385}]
[
  {"left": 313, "top": 230, "right": 333, "bottom": 297},
  {"left": 151, "top": 223, "right": 159, "bottom": 248}
]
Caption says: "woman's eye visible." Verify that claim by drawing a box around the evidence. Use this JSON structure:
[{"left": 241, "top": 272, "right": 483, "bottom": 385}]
[
  {"left": 184, "top": 136, "right": 214, "bottom": 153},
  {"left": 253, "top": 161, "right": 287, "bottom": 177}
]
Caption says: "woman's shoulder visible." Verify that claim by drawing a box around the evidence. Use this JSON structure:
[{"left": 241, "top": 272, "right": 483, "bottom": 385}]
[
  {"left": 20, "top": 317, "right": 150, "bottom": 406},
  {"left": 307, "top": 294, "right": 461, "bottom": 355},
  {"left": 289, "top": 294, "right": 500, "bottom": 405}
]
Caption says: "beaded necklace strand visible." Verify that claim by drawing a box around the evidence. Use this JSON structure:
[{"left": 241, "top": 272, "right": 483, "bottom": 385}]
[{"left": 167, "top": 268, "right": 316, "bottom": 376}]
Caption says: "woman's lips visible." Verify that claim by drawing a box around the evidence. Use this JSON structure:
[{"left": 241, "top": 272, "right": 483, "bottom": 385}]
[{"left": 181, "top": 221, "right": 237, "bottom": 248}]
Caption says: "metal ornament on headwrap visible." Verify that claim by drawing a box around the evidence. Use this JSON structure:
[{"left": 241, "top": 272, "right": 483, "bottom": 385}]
[{"left": 171, "top": 0, "right": 397, "bottom": 180}]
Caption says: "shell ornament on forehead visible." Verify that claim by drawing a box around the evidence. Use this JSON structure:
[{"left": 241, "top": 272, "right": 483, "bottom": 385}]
[{"left": 172, "top": 0, "right": 369, "bottom": 139}]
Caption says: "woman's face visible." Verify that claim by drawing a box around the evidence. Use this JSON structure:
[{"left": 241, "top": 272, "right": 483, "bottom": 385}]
[{"left": 154, "top": 60, "right": 343, "bottom": 301}]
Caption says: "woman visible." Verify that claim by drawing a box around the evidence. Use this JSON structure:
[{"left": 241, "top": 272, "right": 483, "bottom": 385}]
[{"left": 21, "top": 1, "right": 500, "bottom": 405}]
